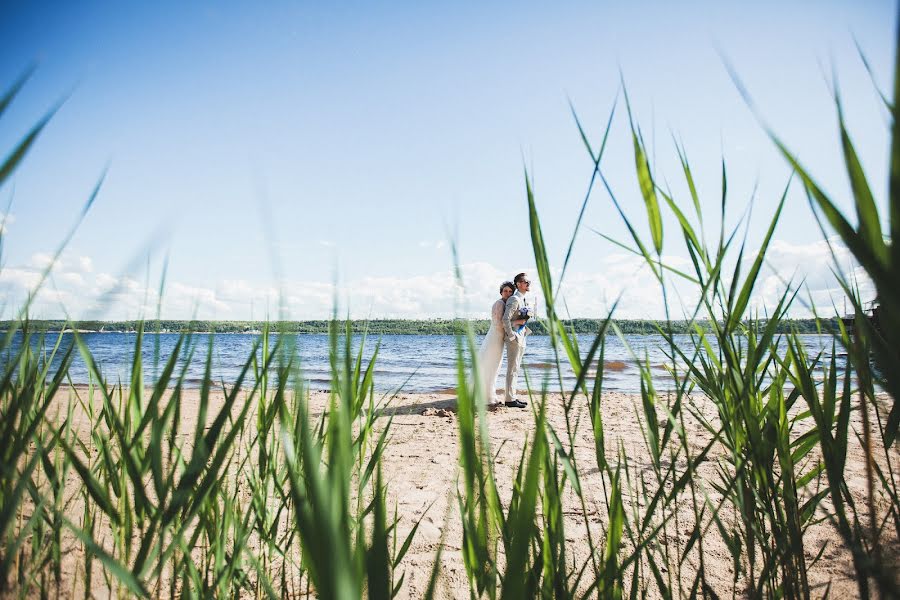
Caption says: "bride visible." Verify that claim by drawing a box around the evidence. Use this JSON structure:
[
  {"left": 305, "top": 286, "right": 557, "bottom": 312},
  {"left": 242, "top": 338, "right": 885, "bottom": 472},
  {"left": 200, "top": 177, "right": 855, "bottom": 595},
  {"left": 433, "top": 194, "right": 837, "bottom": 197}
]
[{"left": 477, "top": 281, "right": 525, "bottom": 407}]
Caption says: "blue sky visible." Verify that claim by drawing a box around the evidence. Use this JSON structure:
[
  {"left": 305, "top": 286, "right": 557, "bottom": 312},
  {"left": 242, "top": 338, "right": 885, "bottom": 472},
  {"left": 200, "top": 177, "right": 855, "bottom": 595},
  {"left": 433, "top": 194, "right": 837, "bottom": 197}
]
[{"left": 0, "top": 1, "right": 895, "bottom": 320}]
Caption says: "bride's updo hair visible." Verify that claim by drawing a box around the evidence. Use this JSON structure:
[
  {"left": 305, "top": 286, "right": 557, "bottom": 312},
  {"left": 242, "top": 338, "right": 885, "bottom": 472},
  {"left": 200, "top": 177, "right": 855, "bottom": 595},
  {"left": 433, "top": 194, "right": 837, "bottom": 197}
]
[{"left": 500, "top": 281, "right": 515, "bottom": 294}]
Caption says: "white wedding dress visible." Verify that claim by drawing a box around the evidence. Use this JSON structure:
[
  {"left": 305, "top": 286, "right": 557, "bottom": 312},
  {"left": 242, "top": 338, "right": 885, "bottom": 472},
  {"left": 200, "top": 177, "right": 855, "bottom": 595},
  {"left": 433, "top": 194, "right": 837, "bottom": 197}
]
[{"left": 477, "top": 299, "right": 506, "bottom": 404}]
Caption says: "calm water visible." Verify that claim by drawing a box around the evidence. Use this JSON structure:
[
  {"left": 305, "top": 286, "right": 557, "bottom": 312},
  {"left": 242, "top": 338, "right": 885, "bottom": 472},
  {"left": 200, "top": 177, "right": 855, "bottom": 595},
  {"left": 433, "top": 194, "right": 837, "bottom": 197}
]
[{"left": 3, "top": 332, "right": 839, "bottom": 394}]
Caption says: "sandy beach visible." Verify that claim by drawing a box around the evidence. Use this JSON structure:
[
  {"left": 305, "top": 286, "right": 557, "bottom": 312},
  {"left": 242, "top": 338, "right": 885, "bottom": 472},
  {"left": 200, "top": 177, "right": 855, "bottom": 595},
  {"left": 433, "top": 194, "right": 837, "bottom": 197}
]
[
  {"left": 36, "top": 384, "right": 895, "bottom": 599},
  {"left": 358, "top": 391, "right": 890, "bottom": 598}
]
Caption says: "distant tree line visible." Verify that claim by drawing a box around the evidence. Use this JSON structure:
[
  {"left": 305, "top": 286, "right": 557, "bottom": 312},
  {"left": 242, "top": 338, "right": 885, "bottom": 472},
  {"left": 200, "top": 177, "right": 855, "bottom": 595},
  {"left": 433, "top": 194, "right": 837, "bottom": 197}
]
[{"left": 2, "top": 317, "right": 839, "bottom": 335}]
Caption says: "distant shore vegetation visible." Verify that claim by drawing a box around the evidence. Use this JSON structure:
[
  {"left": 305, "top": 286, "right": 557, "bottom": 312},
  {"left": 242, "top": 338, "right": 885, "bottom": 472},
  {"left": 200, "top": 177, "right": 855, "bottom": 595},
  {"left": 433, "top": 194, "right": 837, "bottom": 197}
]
[{"left": 2, "top": 317, "right": 838, "bottom": 335}]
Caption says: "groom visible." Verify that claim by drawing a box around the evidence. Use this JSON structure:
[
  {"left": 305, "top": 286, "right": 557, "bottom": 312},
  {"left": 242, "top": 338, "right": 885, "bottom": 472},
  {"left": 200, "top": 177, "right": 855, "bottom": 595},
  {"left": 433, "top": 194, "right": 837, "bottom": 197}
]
[{"left": 502, "top": 272, "right": 533, "bottom": 408}]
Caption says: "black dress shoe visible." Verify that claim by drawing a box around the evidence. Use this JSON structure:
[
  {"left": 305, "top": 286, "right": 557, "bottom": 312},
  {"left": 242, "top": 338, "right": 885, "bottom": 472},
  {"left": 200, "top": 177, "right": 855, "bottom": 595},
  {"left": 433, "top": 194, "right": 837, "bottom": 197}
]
[{"left": 505, "top": 399, "right": 527, "bottom": 408}]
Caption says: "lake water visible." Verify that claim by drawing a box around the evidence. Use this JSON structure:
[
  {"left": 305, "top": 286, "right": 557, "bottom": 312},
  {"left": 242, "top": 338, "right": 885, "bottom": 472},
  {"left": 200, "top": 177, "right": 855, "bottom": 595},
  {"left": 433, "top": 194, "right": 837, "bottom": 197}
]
[{"left": 3, "top": 332, "right": 839, "bottom": 394}]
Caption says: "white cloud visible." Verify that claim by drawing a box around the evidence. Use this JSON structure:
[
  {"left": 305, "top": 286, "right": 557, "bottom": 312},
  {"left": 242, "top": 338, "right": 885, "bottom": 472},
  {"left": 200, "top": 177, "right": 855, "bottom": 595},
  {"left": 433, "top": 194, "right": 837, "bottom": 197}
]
[
  {"left": 60, "top": 272, "right": 85, "bottom": 287},
  {"left": 95, "top": 273, "right": 118, "bottom": 290},
  {"left": 416, "top": 240, "right": 447, "bottom": 250},
  {"left": 0, "top": 238, "right": 874, "bottom": 320},
  {"left": 130, "top": 282, "right": 226, "bottom": 319},
  {"left": 0, "top": 267, "right": 41, "bottom": 290},
  {"left": 30, "top": 253, "right": 56, "bottom": 270},
  {"left": 751, "top": 237, "right": 874, "bottom": 317}
]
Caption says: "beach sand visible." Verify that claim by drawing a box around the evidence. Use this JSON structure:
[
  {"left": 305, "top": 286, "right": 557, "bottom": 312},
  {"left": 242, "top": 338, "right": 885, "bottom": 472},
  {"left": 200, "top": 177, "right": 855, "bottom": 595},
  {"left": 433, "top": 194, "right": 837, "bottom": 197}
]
[
  {"left": 29, "top": 386, "right": 897, "bottom": 598},
  {"left": 359, "top": 390, "right": 889, "bottom": 599}
]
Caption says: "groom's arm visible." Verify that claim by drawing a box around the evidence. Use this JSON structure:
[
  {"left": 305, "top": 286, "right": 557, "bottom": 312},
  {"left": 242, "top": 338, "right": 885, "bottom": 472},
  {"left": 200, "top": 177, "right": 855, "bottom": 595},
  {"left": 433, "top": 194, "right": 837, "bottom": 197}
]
[{"left": 502, "top": 296, "right": 519, "bottom": 340}]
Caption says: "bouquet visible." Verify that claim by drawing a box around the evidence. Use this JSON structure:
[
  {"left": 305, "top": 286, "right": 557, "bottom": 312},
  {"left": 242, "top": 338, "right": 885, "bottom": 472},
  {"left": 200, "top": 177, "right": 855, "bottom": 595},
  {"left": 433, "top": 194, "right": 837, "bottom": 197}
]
[{"left": 516, "top": 306, "right": 532, "bottom": 334}]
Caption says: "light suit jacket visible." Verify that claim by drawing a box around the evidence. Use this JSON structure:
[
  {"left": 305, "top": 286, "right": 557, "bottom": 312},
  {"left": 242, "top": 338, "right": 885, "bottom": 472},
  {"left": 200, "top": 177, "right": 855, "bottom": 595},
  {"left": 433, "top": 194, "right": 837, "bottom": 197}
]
[{"left": 503, "top": 290, "right": 532, "bottom": 342}]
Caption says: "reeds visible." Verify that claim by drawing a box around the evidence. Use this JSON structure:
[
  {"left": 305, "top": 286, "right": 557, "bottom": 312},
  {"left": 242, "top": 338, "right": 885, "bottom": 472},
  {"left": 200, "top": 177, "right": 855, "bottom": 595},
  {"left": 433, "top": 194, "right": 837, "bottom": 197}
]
[
  {"left": 1, "top": 318, "right": 420, "bottom": 598},
  {"left": 446, "top": 31, "right": 900, "bottom": 600}
]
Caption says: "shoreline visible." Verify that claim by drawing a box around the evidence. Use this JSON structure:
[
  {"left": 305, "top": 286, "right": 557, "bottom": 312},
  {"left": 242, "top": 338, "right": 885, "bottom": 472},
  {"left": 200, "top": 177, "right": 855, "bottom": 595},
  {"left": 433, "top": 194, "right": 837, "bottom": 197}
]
[{"left": 1, "top": 317, "right": 840, "bottom": 336}]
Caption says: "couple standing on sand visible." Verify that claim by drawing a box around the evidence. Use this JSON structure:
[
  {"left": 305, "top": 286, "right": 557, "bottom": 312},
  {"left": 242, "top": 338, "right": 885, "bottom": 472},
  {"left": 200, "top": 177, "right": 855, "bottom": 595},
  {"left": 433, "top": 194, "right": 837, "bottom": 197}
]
[{"left": 477, "top": 272, "right": 534, "bottom": 409}]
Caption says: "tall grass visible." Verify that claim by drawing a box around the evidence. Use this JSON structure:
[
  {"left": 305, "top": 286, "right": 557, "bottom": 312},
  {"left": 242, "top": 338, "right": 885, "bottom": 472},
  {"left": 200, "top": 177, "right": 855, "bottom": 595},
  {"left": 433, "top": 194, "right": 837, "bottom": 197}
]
[
  {"left": 2, "top": 27, "right": 900, "bottom": 600},
  {"left": 448, "top": 27, "right": 900, "bottom": 600},
  {"left": 1, "top": 319, "right": 422, "bottom": 598}
]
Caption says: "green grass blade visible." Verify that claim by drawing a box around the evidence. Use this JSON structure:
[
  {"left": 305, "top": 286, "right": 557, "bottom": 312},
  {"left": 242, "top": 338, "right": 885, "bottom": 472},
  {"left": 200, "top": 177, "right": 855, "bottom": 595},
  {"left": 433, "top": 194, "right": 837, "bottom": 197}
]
[
  {"left": 64, "top": 518, "right": 149, "bottom": 597},
  {"left": 836, "top": 96, "right": 887, "bottom": 263},
  {"left": 889, "top": 29, "right": 900, "bottom": 274},
  {"left": 674, "top": 137, "right": 704, "bottom": 228},
  {"left": 59, "top": 436, "right": 121, "bottom": 526},
  {"left": 592, "top": 229, "right": 697, "bottom": 283},
  {"left": 367, "top": 464, "right": 391, "bottom": 600},
  {"left": 0, "top": 66, "right": 35, "bottom": 118},
  {"left": 500, "top": 398, "right": 546, "bottom": 600},
  {"left": 598, "top": 168, "right": 664, "bottom": 284},
  {"left": 560, "top": 95, "right": 617, "bottom": 289},
  {"left": 600, "top": 464, "right": 625, "bottom": 597},
  {"left": 727, "top": 179, "right": 788, "bottom": 328},
  {"left": 525, "top": 170, "right": 555, "bottom": 313},
  {"left": 0, "top": 99, "right": 63, "bottom": 187},
  {"left": 632, "top": 132, "right": 663, "bottom": 255},
  {"left": 422, "top": 530, "right": 445, "bottom": 600},
  {"left": 623, "top": 84, "right": 663, "bottom": 255},
  {"left": 0, "top": 451, "right": 41, "bottom": 545}
]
